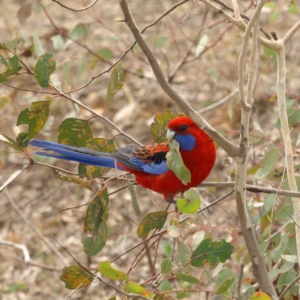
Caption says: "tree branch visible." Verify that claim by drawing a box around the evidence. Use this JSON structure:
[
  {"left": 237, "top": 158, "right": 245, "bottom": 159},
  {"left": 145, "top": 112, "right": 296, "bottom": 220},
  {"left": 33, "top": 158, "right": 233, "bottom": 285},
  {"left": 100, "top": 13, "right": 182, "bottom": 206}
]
[{"left": 234, "top": 1, "right": 278, "bottom": 297}]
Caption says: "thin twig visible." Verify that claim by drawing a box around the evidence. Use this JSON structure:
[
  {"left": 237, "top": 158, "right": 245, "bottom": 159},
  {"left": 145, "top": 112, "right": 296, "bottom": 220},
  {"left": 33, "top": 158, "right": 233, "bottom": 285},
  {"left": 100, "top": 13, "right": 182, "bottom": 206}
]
[
  {"left": 199, "top": 0, "right": 281, "bottom": 50},
  {"left": 0, "top": 239, "right": 30, "bottom": 262},
  {"left": 283, "top": 19, "right": 300, "bottom": 45},
  {"left": 278, "top": 270, "right": 300, "bottom": 300},
  {"left": 4, "top": 188, "right": 67, "bottom": 265},
  {"left": 213, "top": 0, "right": 271, "bottom": 39},
  {"left": 51, "top": 0, "right": 98, "bottom": 12},
  {"left": 198, "top": 90, "right": 238, "bottom": 113}
]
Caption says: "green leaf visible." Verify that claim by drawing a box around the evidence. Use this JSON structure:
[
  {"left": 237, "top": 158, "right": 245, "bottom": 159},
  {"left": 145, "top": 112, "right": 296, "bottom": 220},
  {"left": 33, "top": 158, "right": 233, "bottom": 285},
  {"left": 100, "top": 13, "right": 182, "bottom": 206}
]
[
  {"left": 177, "top": 241, "right": 191, "bottom": 272},
  {"left": 265, "top": 2, "right": 276, "bottom": 9},
  {"left": 166, "top": 139, "right": 191, "bottom": 185},
  {"left": 265, "top": 167, "right": 285, "bottom": 181},
  {"left": 167, "top": 224, "right": 180, "bottom": 238},
  {"left": 97, "top": 48, "right": 113, "bottom": 60},
  {"left": 58, "top": 118, "right": 93, "bottom": 146},
  {"left": 0, "top": 55, "right": 22, "bottom": 83},
  {"left": 261, "top": 194, "right": 276, "bottom": 217},
  {"left": 243, "top": 287, "right": 257, "bottom": 300},
  {"left": 288, "top": 0, "right": 298, "bottom": 14},
  {"left": 157, "top": 280, "right": 172, "bottom": 292},
  {"left": 274, "top": 205, "right": 293, "bottom": 220},
  {"left": 191, "top": 239, "right": 233, "bottom": 267},
  {"left": 106, "top": 62, "right": 124, "bottom": 106},
  {"left": 160, "top": 240, "right": 172, "bottom": 258},
  {"left": 137, "top": 211, "right": 168, "bottom": 239},
  {"left": 269, "top": 11, "right": 279, "bottom": 22},
  {"left": 83, "top": 189, "right": 109, "bottom": 231},
  {"left": 216, "top": 277, "right": 235, "bottom": 295},
  {"left": 82, "top": 220, "right": 108, "bottom": 257},
  {"left": 175, "top": 273, "right": 199, "bottom": 284},
  {"left": 151, "top": 110, "right": 182, "bottom": 143},
  {"left": 255, "top": 148, "right": 279, "bottom": 179},
  {"left": 155, "top": 36, "right": 167, "bottom": 47},
  {"left": 98, "top": 261, "right": 128, "bottom": 281},
  {"left": 0, "top": 55, "right": 9, "bottom": 67},
  {"left": 161, "top": 258, "right": 173, "bottom": 275},
  {"left": 249, "top": 129, "right": 265, "bottom": 144},
  {"left": 279, "top": 260, "right": 294, "bottom": 273},
  {"left": 77, "top": 56, "right": 87, "bottom": 83},
  {"left": 124, "top": 281, "right": 152, "bottom": 299},
  {"left": 70, "top": 23, "right": 89, "bottom": 40},
  {"left": 281, "top": 254, "right": 298, "bottom": 263},
  {"left": 60, "top": 265, "right": 93, "bottom": 289},
  {"left": 127, "top": 179, "right": 139, "bottom": 216},
  {"left": 33, "top": 33, "right": 45, "bottom": 57},
  {"left": 16, "top": 100, "right": 50, "bottom": 147},
  {"left": 176, "top": 188, "right": 201, "bottom": 213},
  {"left": 82, "top": 190, "right": 109, "bottom": 256},
  {"left": 51, "top": 34, "right": 64, "bottom": 50},
  {"left": 34, "top": 52, "right": 56, "bottom": 87},
  {"left": 288, "top": 109, "right": 300, "bottom": 127}
]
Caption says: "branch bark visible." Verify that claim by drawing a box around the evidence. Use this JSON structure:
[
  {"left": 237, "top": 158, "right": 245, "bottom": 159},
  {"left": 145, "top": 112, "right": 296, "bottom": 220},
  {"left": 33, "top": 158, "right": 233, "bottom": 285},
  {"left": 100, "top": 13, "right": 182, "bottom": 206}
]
[
  {"left": 276, "top": 41, "right": 300, "bottom": 274},
  {"left": 234, "top": 1, "right": 278, "bottom": 298}
]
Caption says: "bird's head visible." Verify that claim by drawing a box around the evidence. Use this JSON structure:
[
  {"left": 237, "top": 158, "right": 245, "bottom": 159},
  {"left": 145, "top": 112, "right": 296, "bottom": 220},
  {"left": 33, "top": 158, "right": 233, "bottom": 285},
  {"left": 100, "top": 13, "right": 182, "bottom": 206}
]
[{"left": 166, "top": 116, "right": 201, "bottom": 151}]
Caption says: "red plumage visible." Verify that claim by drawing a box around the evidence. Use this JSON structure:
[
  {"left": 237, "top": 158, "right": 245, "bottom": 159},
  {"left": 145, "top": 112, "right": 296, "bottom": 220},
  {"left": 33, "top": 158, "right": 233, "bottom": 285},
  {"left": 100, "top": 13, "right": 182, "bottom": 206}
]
[{"left": 118, "top": 117, "right": 216, "bottom": 200}]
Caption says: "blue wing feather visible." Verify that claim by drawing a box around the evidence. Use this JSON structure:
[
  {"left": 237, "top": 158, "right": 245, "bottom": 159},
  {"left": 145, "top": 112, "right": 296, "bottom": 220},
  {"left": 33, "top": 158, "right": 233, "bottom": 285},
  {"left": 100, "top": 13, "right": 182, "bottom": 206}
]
[
  {"left": 30, "top": 140, "right": 117, "bottom": 169},
  {"left": 29, "top": 140, "right": 169, "bottom": 175}
]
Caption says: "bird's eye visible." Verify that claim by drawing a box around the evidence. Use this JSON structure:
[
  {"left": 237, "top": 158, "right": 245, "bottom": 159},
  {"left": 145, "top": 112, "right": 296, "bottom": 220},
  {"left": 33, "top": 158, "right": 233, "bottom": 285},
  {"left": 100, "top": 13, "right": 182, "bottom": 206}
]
[{"left": 179, "top": 125, "right": 188, "bottom": 132}]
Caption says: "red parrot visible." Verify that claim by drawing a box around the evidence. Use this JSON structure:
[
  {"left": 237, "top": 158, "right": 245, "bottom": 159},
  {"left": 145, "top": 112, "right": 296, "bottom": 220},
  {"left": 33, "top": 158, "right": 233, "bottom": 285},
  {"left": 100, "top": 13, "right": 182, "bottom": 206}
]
[{"left": 30, "top": 116, "right": 216, "bottom": 202}]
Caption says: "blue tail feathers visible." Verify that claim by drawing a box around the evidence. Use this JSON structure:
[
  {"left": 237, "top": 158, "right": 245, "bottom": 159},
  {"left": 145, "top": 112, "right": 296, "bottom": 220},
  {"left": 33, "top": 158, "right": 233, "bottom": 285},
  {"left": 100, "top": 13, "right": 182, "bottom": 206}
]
[{"left": 29, "top": 140, "right": 118, "bottom": 169}]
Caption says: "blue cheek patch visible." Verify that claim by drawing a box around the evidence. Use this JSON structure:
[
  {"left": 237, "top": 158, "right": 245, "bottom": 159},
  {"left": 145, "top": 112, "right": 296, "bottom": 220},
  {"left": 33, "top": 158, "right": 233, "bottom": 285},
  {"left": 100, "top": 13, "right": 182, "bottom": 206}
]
[
  {"left": 174, "top": 134, "right": 196, "bottom": 150},
  {"left": 130, "top": 157, "right": 168, "bottom": 175}
]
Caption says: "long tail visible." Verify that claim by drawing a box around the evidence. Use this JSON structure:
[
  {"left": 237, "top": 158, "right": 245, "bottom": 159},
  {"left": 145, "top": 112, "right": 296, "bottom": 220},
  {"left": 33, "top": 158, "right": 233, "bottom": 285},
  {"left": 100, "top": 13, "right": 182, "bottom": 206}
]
[{"left": 29, "top": 140, "right": 117, "bottom": 168}]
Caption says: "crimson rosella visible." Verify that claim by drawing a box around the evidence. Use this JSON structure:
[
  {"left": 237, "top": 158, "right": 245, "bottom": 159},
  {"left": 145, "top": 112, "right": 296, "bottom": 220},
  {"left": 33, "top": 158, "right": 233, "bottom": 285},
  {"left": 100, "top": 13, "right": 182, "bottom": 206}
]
[{"left": 29, "top": 116, "right": 216, "bottom": 202}]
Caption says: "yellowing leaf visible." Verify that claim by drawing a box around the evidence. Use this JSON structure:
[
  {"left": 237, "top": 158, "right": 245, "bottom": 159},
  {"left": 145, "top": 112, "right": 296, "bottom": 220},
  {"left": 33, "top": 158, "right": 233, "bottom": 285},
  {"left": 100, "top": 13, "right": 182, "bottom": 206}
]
[
  {"left": 124, "top": 281, "right": 152, "bottom": 299},
  {"left": 137, "top": 211, "right": 168, "bottom": 239},
  {"left": 60, "top": 265, "right": 93, "bottom": 289},
  {"left": 98, "top": 261, "right": 128, "bottom": 281},
  {"left": 249, "top": 291, "right": 272, "bottom": 300}
]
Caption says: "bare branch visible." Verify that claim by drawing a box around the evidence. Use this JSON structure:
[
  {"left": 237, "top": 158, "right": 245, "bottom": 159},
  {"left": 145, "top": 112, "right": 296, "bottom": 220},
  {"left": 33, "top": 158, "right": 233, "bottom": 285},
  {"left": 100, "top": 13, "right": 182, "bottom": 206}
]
[
  {"left": 283, "top": 19, "right": 300, "bottom": 44},
  {"left": 276, "top": 42, "right": 300, "bottom": 267},
  {"left": 201, "top": 182, "right": 300, "bottom": 198},
  {"left": 199, "top": 0, "right": 281, "bottom": 50},
  {"left": 234, "top": 1, "right": 278, "bottom": 297},
  {"left": 0, "top": 239, "right": 30, "bottom": 262}
]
